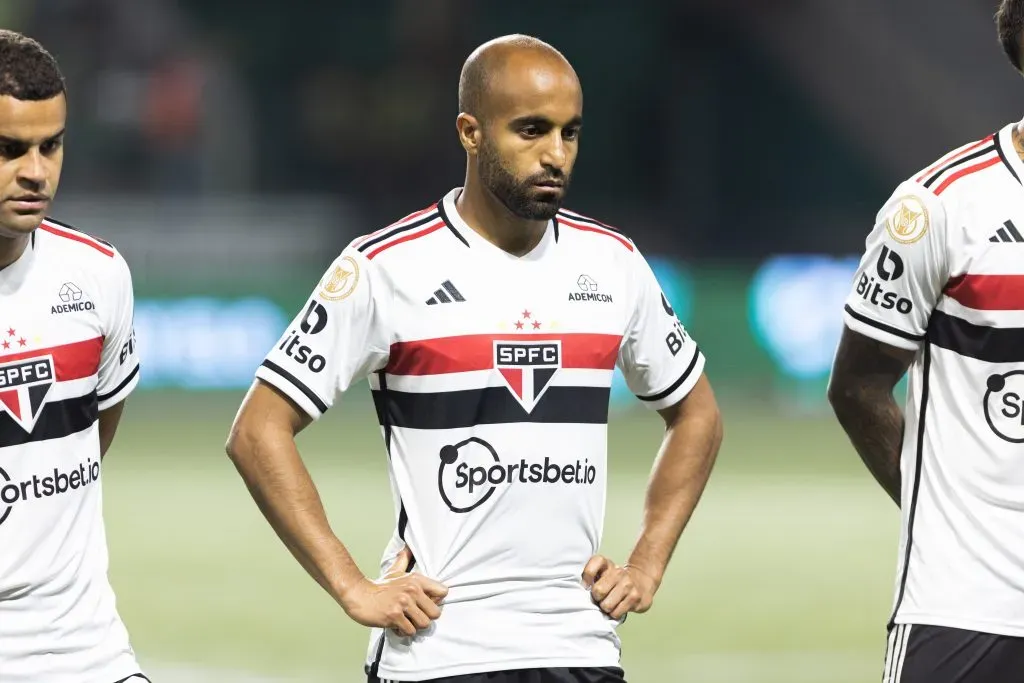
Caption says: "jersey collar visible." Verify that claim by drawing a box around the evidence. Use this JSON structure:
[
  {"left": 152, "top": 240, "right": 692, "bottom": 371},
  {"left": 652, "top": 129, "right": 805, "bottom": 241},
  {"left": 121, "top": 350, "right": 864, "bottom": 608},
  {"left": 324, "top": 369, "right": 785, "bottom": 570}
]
[
  {"left": 438, "top": 187, "right": 556, "bottom": 262},
  {"left": 996, "top": 121, "right": 1024, "bottom": 187}
]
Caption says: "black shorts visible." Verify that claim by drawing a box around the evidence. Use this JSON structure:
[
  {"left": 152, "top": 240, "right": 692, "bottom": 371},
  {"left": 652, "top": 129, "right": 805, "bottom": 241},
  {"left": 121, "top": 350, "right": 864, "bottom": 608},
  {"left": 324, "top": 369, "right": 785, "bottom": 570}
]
[
  {"left": 368, "top": 666, "right": 626, "bottom": 683},
  {"left": 884, "top": 623, "right": 1024, "bottom": 682},
  {"left": 114, "top": 676, "right": 151, "bottom": 683}
]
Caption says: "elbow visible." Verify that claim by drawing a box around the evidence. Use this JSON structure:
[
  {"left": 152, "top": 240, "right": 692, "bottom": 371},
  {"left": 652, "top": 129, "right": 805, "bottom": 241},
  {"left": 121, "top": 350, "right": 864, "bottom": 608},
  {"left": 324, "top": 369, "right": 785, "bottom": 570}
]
[
  {"left": 827, "top": 376, "right": 860, "bottom": 422},
  {"left": 224, "top": 420, "right": 252, "bottom": 464},
  {"left": 709, "top": 403, "right": 724, "bottom": 452}
]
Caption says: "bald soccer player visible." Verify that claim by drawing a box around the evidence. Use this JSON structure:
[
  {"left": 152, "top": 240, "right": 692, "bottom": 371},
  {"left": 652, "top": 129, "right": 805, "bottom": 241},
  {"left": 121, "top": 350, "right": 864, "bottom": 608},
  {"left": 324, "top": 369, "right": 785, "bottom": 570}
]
[{"left": 226, "top": 35, "right": 723, "bottom": 683}]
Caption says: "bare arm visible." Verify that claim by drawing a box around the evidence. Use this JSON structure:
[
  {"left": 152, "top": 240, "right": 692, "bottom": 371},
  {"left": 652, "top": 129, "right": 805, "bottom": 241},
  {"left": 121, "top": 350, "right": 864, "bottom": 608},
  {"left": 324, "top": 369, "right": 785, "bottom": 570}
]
[
  {"left": 225, "top": 379, "right": 446, "bottom": 635},
  {"left": 585, "top": 374, "right": 723, "bottom": 618},
  {"left": 98, "top": 400, "right": 127, "bottom": 460},
  {"left": 626, "top": 374, "right": 722, "bottom": 587},
  {"left": 827, "top": 326, "right": 915, "bottom": 506}
]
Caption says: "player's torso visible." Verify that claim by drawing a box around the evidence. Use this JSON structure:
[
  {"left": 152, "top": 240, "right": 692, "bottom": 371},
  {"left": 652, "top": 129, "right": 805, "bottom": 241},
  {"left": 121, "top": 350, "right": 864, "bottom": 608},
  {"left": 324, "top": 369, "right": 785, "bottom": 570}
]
[
  {"left": 900, "top": 135, "right": 1024, "bottom": 631},
  {"left": 363, "top": 209, "right": 630, "bottom": 678},
  {"left": 368, "top": 218, "right": 632, "bottom": 587},
  {"left": 0, "top": 231, "right": 107, "bottom": 592}
]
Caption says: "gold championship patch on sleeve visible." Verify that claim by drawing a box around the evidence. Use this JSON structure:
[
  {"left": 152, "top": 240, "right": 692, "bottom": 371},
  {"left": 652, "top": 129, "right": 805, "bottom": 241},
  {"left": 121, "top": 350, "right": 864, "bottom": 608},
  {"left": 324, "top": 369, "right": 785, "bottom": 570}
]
[
  {"left": 886, "top": 196, "right": 929, "bottom": 244},
  {"left": 318, "top": 255, "right": 360, "bottom": 301}
]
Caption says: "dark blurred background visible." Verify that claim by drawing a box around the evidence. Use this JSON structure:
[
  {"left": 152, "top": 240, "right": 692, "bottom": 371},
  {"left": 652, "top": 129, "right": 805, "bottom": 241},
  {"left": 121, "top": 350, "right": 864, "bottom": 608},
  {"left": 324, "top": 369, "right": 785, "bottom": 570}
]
[{"left": 24, "top": 0, "right": 1021, "bottom": 257}]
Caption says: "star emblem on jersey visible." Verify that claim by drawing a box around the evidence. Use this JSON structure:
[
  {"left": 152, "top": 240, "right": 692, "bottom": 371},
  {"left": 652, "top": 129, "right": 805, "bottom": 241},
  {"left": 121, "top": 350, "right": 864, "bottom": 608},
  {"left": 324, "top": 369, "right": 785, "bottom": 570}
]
[
  {"left": 493, "top": 340, "right": 561, "bottom": 413},
  {"left": 0, "top": 344, "right": 55, "bottom": 433}
]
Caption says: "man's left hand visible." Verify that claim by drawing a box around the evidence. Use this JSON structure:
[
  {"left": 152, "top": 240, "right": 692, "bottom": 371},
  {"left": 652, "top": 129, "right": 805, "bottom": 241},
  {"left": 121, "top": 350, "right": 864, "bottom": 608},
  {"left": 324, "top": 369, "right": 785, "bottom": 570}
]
[{"left": 581, "top": 555, "right": 659, "bottom": 620}]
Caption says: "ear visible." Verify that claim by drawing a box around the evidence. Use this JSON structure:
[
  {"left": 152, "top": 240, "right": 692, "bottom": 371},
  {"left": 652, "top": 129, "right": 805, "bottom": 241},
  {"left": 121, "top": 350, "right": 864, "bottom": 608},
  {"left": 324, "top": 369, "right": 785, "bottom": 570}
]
[{"left": 456, "top": 113, "right": 482, "bottom": 156}]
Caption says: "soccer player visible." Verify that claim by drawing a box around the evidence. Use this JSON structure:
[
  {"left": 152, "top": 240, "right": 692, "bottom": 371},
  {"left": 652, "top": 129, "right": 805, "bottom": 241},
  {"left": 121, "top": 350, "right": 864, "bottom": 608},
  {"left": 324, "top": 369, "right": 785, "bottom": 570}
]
[
  {"left": 828, "top": 4, "right": 1024, "bottom": 680},
  {"left": 227, "top": 34, "right": 723, "bottom": 683},
  {"left": 0, "top": 31, "right": 146, "bottom": 683}
]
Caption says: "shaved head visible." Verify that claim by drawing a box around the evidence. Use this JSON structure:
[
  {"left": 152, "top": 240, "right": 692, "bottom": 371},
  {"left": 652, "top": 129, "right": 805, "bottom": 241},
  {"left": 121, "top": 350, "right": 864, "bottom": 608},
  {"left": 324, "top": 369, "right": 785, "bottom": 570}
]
[
  {"left": 455, "top": 34, "right": 582, "bottom": 223},
  {"left": 458, "top": 34, "right": 577, "bottom": 120}
]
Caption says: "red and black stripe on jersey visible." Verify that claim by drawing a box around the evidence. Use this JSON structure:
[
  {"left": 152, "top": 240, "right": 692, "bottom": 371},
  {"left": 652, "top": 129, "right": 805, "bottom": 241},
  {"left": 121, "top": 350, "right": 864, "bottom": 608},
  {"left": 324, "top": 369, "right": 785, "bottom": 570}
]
[
  {"left": 915, "top": 132, "right": 1022, "bottom": 196},
  {"left": 372, "top": 333, "right": 620, "bottom": 429},
  {"left": 556, "top": 210, "right": 634, "bottom": 251},
  {"left": 925, "top": 275, "right": 1024, "bottom": 363},
  {"left": 39, "top": 218, "right": 115, "bottom": 257},
  {"left": 355, "top": 201, "right": 469, "bottom": 260},
  {"left": 0, "top": 338, "right": 104, "bottom": 447}
]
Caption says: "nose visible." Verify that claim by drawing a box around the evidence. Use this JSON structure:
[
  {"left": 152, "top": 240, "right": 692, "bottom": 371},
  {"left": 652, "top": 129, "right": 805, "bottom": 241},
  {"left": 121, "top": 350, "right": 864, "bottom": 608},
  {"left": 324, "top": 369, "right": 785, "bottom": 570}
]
[
  {"left": 18, "top": 149, "right": 46, "bottom": 188},
  {"left": 540, "top": 136, "right": 568, "bottom": 171}
]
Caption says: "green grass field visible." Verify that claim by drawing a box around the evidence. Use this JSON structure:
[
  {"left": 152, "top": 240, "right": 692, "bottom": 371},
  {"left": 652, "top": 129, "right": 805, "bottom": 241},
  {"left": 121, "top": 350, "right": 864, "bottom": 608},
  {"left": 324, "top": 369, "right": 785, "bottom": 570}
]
[{"left": 100, "top": 389, "right": 899, "bottom": 682}]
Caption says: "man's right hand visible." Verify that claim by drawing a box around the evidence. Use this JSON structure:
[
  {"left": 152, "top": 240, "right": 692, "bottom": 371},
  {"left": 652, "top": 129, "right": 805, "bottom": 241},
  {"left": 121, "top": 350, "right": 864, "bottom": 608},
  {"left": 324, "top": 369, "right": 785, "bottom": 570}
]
[{"left": 340, "top": 546, "right": 448, "bottom": 637}]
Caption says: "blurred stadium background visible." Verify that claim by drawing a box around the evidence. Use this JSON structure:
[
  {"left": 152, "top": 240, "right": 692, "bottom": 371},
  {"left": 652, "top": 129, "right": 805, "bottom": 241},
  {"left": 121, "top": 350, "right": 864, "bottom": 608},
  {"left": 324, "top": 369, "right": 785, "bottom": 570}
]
[{"left": 6, "top": 0, "right": 1023, "bottom": 680}]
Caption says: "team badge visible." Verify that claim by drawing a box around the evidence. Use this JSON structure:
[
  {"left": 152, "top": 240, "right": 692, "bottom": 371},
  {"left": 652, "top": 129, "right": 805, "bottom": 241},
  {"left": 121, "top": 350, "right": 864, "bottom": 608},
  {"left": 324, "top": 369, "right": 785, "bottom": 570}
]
[
  {"left": 886, "top": 196, "right": 929, "bottom": 244},
  {"left": 493, "top": 340, "right": 561, "bottom": 413},
  {"left": 318, "top": 255, "right": 360, "bottom": 301},
  {"left": 0, "top": 355, "right": 55, "bottom": 433}
]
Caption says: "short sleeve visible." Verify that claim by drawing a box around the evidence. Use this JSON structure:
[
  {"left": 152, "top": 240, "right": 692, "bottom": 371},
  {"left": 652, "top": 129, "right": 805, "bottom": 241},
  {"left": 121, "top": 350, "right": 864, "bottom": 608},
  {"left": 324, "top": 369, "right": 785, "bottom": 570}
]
[
  {"left": 256, "top": 248, "right": 391, "bottom": 420},
  {"left": 96, "top": 252, "right": 140, "bottom": 411},
  {"left": 842, "top": 183, "right": 949, "bottom": 351},
  {"left": 617, "top": 247, "right": 705, "bottom": 410}
]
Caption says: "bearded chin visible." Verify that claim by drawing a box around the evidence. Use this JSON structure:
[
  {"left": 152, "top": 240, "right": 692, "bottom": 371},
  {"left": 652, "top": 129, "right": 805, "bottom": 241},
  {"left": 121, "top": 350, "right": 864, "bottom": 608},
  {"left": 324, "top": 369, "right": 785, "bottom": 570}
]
[{"left": 481, "top": 150, "right": 566, "bottom": 221}]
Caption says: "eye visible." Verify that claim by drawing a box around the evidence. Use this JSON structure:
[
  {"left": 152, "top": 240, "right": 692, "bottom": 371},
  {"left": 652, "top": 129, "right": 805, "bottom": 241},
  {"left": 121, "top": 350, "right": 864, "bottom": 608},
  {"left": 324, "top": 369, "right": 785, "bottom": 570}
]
[
  {"left": 40, "top": 139, "right": 62, "bottom": 155},
  {"left": 0, "top": 143, "right": 21, "bottom": 159},
  {"left": 563, "top": 127, "right": 580, "bottom": 141},
  {"left": 520, "top": 125, "right": 540, "bottom": 138}
]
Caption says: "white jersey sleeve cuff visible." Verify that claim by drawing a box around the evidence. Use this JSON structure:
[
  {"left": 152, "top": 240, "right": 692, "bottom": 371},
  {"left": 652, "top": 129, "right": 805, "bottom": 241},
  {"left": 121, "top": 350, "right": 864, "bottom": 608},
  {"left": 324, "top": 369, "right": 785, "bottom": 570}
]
[
  {"left": 634, "top": 347, "right": 705, "bottom": 411},
  {"left": 97, "top": 364, "right": 140, "bottom": 411},
  {"left": 256, "top": 360, "right": 329, "bottom": 420},
  {"left": 842, "top": 304, "right": 924, "bottom": 352}
]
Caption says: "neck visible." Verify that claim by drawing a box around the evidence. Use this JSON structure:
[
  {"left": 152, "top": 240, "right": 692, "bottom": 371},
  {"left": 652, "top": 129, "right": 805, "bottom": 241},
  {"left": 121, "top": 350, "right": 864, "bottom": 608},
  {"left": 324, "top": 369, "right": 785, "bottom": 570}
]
[
  {"left": 0, "top": 233, "right": 28, "bottom": 271},
  {"left": 1014, "top": 121, "right": 1024, "bottom": 161},
  {"left": 457, "top": 172, "right": 548, "bottom": 257}
]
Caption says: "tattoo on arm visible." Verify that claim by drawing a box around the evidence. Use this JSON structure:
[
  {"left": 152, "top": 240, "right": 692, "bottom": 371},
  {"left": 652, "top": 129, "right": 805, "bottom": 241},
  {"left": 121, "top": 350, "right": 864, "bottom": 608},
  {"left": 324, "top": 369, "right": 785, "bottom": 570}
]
[{"left": 828, "top": 329, "right": 915, "bottom": 506}]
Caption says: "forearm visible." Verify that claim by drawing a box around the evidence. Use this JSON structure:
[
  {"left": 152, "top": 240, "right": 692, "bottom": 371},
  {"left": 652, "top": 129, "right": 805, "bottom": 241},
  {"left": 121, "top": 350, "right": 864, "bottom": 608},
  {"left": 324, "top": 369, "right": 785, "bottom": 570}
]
[
  {"left": 227, "top": 426, "right": 362, "bottom": 604},
  {"left": 831, "top": 390, "right": 904, "bottom": 505},
  {"left": 627, "top": 405, "right": 722, "bottom": 586}
]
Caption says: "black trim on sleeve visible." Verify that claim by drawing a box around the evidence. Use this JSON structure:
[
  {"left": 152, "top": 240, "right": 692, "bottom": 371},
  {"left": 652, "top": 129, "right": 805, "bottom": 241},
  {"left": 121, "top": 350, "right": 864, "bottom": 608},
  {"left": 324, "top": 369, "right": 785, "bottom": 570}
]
[
  {"left": 636, "top": 345, "right": 701, "bottom": 403},
  {"left": 97, "top": 364, "right": 139, "bottom": 404},
  {"left": 843, "top": 305, "right": 924, "bottom": 342},
  {"left": 260, "top": 360, "right": 329, "bottom": 415}
]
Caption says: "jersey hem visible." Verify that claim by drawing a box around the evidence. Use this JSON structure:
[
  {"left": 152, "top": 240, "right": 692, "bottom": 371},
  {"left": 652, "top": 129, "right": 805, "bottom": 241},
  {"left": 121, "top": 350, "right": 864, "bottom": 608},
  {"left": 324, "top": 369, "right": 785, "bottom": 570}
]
[
  {"left": 255, "top": 363, "right": 326, "bottom": 419},
  {"left": 375, "top": 655, "right": 622, "bottom": 681},
  {"left": 842, "top": 307, "right": 922, "bottom": 351},
  {"left": 893, "top": 612, "right": 1024, "bottom": 638}
]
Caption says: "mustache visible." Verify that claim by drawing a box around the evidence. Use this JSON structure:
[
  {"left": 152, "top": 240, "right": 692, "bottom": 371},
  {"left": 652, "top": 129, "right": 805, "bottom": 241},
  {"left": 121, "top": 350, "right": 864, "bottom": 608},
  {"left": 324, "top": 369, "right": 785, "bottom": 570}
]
[{"left": 525, "top": 170, "right": 567, "bottom": 185}]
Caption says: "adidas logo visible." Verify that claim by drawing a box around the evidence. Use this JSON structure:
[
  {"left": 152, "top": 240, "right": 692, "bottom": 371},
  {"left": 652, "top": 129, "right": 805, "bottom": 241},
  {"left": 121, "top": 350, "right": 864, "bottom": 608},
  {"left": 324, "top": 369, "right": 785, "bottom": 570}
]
[
  {"left": 426, "top": 280, "right": 466, "bottom": 305},
  {"left": 989, "top": 220, "right": 1024, "bottom": 243}
]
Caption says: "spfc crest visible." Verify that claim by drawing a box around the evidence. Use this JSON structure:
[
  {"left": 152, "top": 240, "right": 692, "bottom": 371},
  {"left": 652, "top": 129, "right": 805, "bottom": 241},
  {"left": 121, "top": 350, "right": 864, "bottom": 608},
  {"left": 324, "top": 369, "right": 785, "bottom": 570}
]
[
  {"left": 0, "top": 356, "right": 55, "bottom": 433},
  {"left": 493, "top": 341, "right": 561, "bottom": 413}
]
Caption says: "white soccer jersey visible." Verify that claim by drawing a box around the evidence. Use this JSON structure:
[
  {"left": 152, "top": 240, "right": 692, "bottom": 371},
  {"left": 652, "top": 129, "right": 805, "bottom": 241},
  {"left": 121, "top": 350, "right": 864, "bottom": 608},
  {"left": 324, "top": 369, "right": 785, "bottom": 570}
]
[
  {"left": 0, "top": 219, "right": 142, "bottom": 683},
  {"left": 257, "top": 188, "right": 705, "bottom": 680},
  {"left": 842, "top": 121, "right": 1024, "bottom": 636}
]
